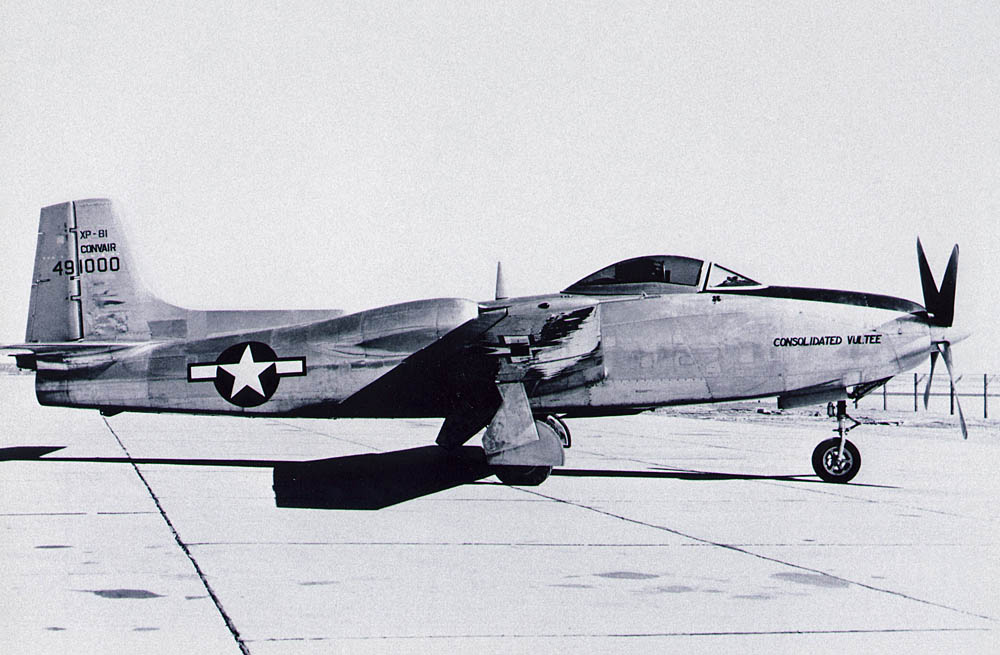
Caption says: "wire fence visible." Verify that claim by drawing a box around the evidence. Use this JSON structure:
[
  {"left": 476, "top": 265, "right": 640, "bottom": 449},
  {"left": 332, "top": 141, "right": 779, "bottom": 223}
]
[{"left": 853, "top": 372, "right": 999, "bottom": 418}]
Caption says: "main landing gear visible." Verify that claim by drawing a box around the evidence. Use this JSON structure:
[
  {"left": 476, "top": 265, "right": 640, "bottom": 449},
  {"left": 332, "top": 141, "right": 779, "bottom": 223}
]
[
  {"left": 492, "top": 415, "right": 572, "bottom": 486},
  {"left": 812, "top": 400, "right": 862, "bottom": 483}
]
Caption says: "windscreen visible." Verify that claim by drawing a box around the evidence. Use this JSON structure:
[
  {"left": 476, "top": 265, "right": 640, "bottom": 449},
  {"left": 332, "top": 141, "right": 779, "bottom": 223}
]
[{"left": 706, "top": 264, "right": 759, "bottom": 288}]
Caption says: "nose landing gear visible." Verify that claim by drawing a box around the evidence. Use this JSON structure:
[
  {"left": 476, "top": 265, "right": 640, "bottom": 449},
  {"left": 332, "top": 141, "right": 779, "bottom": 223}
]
[{"left": 812, "top": 400, "right": 862, "bottom": 483}]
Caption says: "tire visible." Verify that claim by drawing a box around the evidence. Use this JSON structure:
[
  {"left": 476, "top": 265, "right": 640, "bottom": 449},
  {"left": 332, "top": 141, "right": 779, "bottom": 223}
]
[
  {"left": 811, "top": 438, "right": 861, "bottom": 483},
  {"left": 494, "top": 465, "right": 553, "bottom": 486}
]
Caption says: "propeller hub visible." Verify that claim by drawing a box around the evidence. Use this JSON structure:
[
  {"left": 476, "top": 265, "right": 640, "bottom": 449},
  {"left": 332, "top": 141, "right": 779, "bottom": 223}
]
[{"left": 929, "top": 326, "right": 971, "bottom": 346}]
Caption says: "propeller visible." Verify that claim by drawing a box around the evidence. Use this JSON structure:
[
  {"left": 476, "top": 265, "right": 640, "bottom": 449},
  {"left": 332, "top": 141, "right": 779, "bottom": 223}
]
[
  {"left": 938, "top": 341, "right": 968, "bottom": 439},
  {"left": 923, "top": 348, "right": 938, "bottom": 410},
  {"left": 917, "top": 238, "right": 967, "bottom": 438}
]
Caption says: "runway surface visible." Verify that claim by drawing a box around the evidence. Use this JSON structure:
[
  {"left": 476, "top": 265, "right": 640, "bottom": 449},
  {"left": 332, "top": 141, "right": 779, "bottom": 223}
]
[{"left": 1, "top": 375, "right": 996, "bottom": 653}]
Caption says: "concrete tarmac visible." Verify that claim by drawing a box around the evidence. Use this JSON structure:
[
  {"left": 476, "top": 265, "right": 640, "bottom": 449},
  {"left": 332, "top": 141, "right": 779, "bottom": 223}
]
[{"left": 1, "top": 376, "right": 996, "bottom": 653}]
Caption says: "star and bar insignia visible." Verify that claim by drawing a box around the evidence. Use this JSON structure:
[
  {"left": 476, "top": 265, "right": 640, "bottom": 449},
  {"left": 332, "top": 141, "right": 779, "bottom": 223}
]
[{"left": 187, "top": 341, "right": 306, "bottom": 407}]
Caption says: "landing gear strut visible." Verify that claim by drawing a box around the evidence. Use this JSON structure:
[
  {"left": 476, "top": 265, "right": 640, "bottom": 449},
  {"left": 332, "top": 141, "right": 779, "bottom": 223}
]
[{"left": 812, "top": 400, "right": 862, "bottom": 483}]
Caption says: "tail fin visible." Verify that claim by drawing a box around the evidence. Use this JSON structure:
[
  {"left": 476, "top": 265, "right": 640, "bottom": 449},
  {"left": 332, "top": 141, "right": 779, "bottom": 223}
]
[{"left": 26, "top": 198, "right": 181, "bottom": 343}]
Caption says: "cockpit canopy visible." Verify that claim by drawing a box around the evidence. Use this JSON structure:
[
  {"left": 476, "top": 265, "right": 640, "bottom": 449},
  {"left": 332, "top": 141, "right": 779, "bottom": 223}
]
[{"left": 562, "top": 255, "right": 759, "bottom": 296}]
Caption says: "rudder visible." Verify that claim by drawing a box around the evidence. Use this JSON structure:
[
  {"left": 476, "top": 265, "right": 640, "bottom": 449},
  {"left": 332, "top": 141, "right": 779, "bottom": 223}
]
[{"left": 26, "top": 201, "right": 82, "bottom": 341}]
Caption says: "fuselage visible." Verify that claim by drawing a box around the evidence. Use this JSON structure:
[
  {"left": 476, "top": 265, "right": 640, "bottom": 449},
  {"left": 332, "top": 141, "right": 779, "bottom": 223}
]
[
  {"left": 521, "top": 290, "right": 930, "bottom": 413},
  {"left": 31, "top": 286, "right": 932, "bottom": 419}
]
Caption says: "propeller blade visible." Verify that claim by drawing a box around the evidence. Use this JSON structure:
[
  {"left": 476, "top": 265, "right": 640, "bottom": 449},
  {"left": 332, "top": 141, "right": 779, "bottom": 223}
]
[
  {"left": 916, "top": 238, "right": 940, "bottom": 319},
  {"left": 916, "top": 239, "right": 959, "bottom": 327},
  {"left": 938, "top": 342, "right": 968, "bottom": 439},
  {"left": 935, "top": 245, "right": 959, "bottom": 328},
  {"left": 923, "top": 349, "right": 938, "bottom": 409}
]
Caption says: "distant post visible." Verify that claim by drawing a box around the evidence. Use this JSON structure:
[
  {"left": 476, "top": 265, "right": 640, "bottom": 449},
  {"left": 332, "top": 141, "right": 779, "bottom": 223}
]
[
  {"left": 986, "top": 374, "right": 989, "bottom": 420},
  {"left": 950, "top": 379, "right": 955, "bottom": 415},
  {"left": 913, "top": 373, "right": 918, "bottom": 412},
  {"left": 883, "top": 382, "right": 887, "bottom": 411}
]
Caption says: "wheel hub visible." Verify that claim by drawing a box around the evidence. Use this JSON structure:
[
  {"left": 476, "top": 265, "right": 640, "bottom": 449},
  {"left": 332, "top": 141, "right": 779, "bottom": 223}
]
[{"left": 822, "top": 447, "right": 853, "bottom": 475}]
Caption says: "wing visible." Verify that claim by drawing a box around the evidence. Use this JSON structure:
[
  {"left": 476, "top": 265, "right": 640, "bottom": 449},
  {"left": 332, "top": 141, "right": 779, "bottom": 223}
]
[
  {"left": 335, "top": 296, "right": 606, "bottom": 448},
  {"left": 332, "top": 309, "right": 508, "bottom": 419}
]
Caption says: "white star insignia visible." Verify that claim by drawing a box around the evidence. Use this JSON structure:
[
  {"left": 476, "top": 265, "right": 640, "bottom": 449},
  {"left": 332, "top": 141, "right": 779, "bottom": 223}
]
[
  {"left": 218, "top": 344, "right": 272, "bottom": 399},
  {"left": 187, "top": 342, "right": 306, "bottom": 406}
]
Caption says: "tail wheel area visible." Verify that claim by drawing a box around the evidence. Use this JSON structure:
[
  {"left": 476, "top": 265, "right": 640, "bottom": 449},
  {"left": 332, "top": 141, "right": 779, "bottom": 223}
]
[
  {"left": 812, "top": 438, "right": 861, "bottom": 483},
  {"left": 494, "top": 465, "right": 553, "bottom": 486}
]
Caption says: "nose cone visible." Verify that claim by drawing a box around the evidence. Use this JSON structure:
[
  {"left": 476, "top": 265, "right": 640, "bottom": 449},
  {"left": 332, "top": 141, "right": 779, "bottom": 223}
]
[{"left": 930, "top": 325, "right": 971, "bottom": 346}]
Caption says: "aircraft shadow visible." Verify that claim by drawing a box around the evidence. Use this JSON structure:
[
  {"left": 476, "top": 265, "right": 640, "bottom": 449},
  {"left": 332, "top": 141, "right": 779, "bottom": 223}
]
[
  {"left": 0, "top": 445, "right": 897, "bottom": 510},
  {"left": 0, "top": 444, "right": 494, "bottom": 511},
  {"left": 272, "top": 446, "right": 494, "bottom": 510},
  {"left": 553, "top": 467, "right": 897, "bottom": 488}
]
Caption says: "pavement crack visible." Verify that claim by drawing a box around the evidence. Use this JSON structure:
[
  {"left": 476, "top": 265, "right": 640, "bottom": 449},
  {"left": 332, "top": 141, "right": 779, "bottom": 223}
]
[
  {"left": 515, "top": 486, "right": 997, "bottom": 623},
  {"left": 102, "top": 417, "right": 251, "bottom": 655},
  {"left": 248, "top": 627, "right": 990, "bottom": 642}
]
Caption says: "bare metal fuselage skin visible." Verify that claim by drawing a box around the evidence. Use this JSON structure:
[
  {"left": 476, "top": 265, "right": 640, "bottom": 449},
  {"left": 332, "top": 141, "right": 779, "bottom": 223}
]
[
  {"left": 32, "top": 289, "right": 930, "bottom": 419},
  {"left": 15, "top": 198, "right": 937, "bottom": 429}
]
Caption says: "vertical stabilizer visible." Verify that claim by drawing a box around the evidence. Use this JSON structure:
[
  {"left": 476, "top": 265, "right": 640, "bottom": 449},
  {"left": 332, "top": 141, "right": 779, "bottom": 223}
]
[{"left": 25, "top": 199, "right": 182, "bottom": 343}]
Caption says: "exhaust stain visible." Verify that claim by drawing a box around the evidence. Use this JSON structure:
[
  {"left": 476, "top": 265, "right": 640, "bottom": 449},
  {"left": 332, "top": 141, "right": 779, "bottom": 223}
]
[
  {"left": 771, "top": 572, "right": 850, "bottom": 588},
  {"left": 299, "top": 581, "right": 339, "bottom": 586},
  {"left": 133, "top": 627, "right": 159, "bottom": 632},
  {"left": 45, "top": 627, "right": 66, "bottom": 632},
  {"left": 35, "top": 545, "right": 71, "bottom": 549},
  {"left": 550, "top": 583, "right": 593, "bottom": 589}
]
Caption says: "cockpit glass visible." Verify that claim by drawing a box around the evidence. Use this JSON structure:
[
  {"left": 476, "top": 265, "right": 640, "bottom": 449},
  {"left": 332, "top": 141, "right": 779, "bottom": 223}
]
[
  {"left": 707, "top": 264, "right": 758, "bottom": 288},
  {"left": 581, "top": 256, "right": 702, "bottom": 287},
  {"left": 564, "top": 255, "right": 704, "bottom": 294}
]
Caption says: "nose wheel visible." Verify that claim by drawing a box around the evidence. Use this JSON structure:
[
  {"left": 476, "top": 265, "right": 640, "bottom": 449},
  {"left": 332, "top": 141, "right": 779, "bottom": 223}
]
[
  {"left": 812, "top": 437, "right": 861, "bottom": 483},
  {"left": 811, "top": 400, "right": 862, "bottom": 483}
]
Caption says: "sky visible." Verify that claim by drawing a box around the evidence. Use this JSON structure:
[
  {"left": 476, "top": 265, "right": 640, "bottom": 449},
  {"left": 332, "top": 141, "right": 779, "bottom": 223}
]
[{"left": 2, "top": 2, "right": 999, "bottom": 371}]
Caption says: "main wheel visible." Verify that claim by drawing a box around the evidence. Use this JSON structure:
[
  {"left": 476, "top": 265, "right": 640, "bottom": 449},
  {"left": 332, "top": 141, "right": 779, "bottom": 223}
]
[
  {"left": 494, "top": 465, "right": 553, "bottom": 486},
  {"left": 811, "top": 438, "right": 861, "bottom": 483},
  {"left": 490, "top": 419, "right": 561, "bottom": 485}
]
